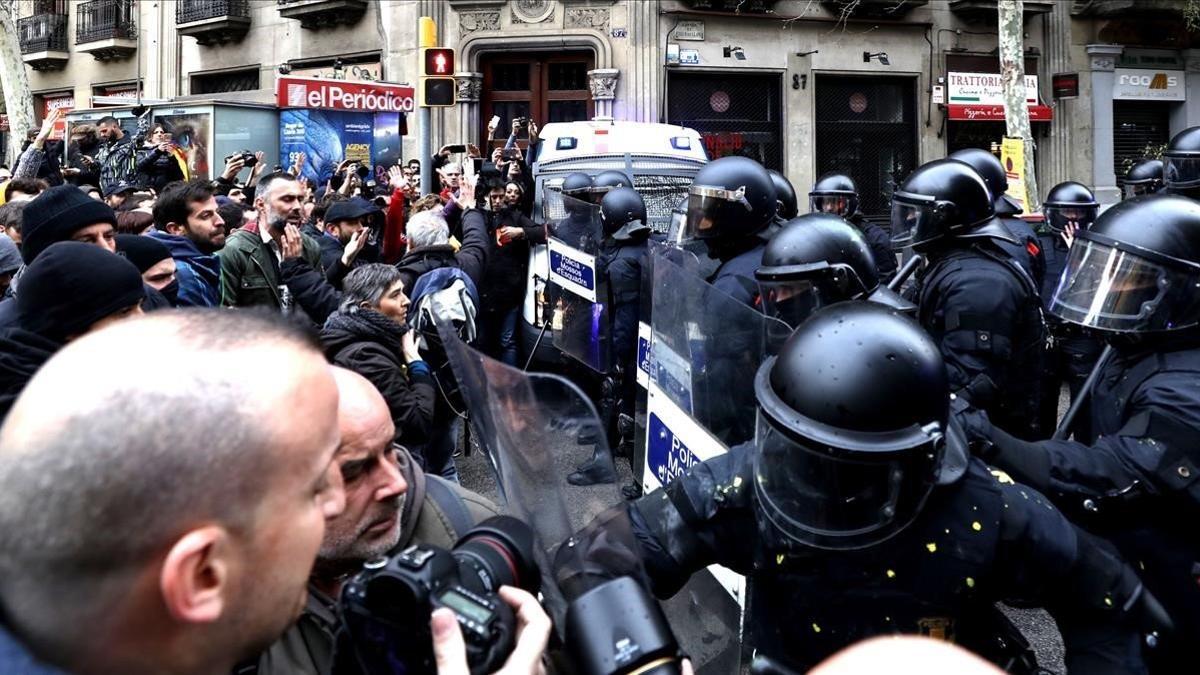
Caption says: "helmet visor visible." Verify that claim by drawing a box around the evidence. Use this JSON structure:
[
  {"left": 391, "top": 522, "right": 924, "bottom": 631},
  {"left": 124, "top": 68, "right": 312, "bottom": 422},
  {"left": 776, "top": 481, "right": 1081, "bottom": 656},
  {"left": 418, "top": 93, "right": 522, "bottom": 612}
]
[
  {"left": 1165, "top": 156, "right": 1200, "bottom": 191},
  {"left": 1050, "top": 238, "right": 1200, "bottom": 332},
  {"left": 810, "top": 195, "right": 852, "bottom": 218},
  {"left": 889, "top": 195, "right": 940, "bottom": 250},
  {"left": 758, "top": 279, "right": 824, "bottom": 328},
  {"left": 1124, "top": 182, "right": 1158, "bottom": 199},
  {"left": 753, "top": 415, "right": 938, "bottom": 550},
  {"left": 684, "top": 185, "right": 750, "bottom": 241},
  {"left": 1044, "top": 204, "right": 1098, "bottom": 233}
]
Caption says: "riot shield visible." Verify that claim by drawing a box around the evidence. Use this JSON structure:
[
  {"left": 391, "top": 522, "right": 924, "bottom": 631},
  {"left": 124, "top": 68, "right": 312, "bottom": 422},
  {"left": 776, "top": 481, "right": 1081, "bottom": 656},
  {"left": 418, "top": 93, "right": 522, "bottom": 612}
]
[
  {"left": 547, "top": 193, "right": 611, "bottom": 373},
  {"left": 436, "top": 320, "right": 741, "bottom": 675},
  {"left": 648, "top": 249, "right": 789, "bottom": 466}
]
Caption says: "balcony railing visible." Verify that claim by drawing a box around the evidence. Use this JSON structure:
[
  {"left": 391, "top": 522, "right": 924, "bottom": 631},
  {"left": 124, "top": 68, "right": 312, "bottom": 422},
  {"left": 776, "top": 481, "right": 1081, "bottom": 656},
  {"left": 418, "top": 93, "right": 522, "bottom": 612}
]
[
  {"left": 18, "top": 13, "right": 68, "bottom": 54},
  {"left": 177, "top": 0, "right": 251, "bottom": 25},
  {"left": 76, "top": 0, "right": 137, "bottom": 45}
]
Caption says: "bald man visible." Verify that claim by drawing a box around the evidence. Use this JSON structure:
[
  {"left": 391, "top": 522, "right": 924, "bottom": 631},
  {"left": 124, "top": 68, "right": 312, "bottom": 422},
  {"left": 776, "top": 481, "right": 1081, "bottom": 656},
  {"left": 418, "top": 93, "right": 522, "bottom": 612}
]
[
  {"left": 254, "top": 367, "right": 499, "bottom": 675},
  {"left": 0, "top": 310, "right": 346, "bottom": 675}
]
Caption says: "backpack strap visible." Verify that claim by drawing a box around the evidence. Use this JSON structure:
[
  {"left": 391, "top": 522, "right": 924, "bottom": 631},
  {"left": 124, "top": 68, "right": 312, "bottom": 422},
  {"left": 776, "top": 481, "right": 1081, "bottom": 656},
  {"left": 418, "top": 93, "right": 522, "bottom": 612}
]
[{"left": 424, "top": 475, "right": 475, "bottom": 539}]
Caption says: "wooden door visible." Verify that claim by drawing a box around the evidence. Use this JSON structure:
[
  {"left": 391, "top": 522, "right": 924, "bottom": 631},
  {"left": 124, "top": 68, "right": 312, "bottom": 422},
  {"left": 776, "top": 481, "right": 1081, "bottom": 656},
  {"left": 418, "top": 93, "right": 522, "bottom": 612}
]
[{"left": 480, "top": 52, "right": 594, "bottom": 152}]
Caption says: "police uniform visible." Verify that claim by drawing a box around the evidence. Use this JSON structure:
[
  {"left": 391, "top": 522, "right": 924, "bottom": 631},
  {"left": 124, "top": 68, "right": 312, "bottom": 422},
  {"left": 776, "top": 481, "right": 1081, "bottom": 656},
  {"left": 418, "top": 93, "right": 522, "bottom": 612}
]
[
  {"left": 848, "top": 213, "right": 899, "bottom": 281},
  {"left": 963, "top": 194, "right": 1200, "bottom": 673},
  {"left": 619, "top": 303, "right": 1152, "bottom": 674}
]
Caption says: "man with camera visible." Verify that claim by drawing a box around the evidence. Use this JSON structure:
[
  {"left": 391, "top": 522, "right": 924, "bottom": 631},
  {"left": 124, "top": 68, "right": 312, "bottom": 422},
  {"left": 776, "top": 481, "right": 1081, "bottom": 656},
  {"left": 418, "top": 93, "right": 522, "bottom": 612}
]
[{"left": 251, "top": 367, "right": 506, "bottom": 675}]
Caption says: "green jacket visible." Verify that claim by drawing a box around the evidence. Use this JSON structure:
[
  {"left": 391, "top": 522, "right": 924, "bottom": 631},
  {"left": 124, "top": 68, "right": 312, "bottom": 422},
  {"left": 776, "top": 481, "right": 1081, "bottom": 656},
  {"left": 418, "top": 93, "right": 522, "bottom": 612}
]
[
  {"left": 217, "top": 227, "right": 323, "bottom": 310},
  {"left": 250, "top": 448, "right": 500, "bottom": 675}
]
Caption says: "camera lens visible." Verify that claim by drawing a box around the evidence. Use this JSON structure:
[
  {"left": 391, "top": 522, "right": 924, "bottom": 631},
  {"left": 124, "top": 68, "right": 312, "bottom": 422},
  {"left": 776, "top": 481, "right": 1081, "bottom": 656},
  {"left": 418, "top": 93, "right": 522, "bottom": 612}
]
[
  {"left": 452, "top": 516, "right": 540, "bottom": 596},
  {"left": 242, "top": 152, "right": 258, "bottom": 168},
  {"left": 357, "top": 164, "right": 371, "bottom": 179}
]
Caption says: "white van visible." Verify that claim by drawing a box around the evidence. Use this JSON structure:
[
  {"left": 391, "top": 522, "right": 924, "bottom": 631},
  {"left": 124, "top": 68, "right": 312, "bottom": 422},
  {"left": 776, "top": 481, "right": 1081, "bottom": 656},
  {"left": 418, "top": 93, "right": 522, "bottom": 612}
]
[{"left": 521, "top": 120, "right": 708, "bottom": 369}]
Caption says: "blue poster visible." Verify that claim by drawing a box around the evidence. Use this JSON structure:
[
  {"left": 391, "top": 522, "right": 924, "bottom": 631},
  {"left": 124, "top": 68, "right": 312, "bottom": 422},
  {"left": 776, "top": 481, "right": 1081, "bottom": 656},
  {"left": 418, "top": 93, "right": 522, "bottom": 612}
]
[
  {"left": 279, "top": 108, "right": 374, "bottom": 188},
  {"left": 372, "top": 112, "right": 404, "bottom": 183}
]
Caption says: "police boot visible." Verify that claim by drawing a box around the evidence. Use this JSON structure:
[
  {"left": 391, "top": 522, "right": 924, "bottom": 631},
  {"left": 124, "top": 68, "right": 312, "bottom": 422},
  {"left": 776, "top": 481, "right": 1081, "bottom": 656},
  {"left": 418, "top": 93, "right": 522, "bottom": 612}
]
[{"left": 567, "top": 445, "right": 618, "bottom": 486}]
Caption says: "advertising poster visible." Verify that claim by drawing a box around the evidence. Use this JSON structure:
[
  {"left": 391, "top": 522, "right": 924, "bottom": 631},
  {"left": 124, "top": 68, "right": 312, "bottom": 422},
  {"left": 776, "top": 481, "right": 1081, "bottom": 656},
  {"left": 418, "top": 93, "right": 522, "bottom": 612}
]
[
  {"left": 1000, "top": 136, "right": 1027, "bottom": 213},
  {"left": 372, "top": 112, "right": 403, "bottom": 183},
  {"left": 155, "top": 112, "right": 212, "bottom": 180},
  {"left": 280, "top": 108, "right": 374, "bottom": 187}
]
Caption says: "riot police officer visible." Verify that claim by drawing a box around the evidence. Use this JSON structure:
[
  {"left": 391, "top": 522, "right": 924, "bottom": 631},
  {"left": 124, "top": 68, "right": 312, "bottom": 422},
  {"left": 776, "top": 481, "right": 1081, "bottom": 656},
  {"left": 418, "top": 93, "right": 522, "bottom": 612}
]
[
  {"left": 1039, "top": 181, "right": 1105, "bottom": 438},
  {"left": 809, "top": 172, "right": 898, "bottom": 281},
  {"left": 1125, "top": 159, "right": 1164, "bottom": 199},
  {"left": 554, "top": 172, "right": 602, "bottom": 250},
  {"left": 592, "top": 169, "right": 633, "bottom": 199},
  {"left": 567, "top": 187, "right": 650, "bottom": 486},
  {"left": 682, "top": 156, "right": 777, "bottom": 307},
  {"left": 620, "top": 302, "right": 1158, "bottom": 673},
  {"left": 1163, "top": 126, "right": 1200, "bottom": 200},
  {"left": 755, "top": 213, "right": 913, "bottom": 330},
  {"left": 767, "top": 169, "right": 799, "bottom": 222},
  {"left": 960, "top": 194, "right": 1200, "bottom": 673},
  {"left": 894, "top": 159, "right": 1050, "bottom": 441},
  {"left": 948, "top": 148, "right": 1045, "bottom": 290}
]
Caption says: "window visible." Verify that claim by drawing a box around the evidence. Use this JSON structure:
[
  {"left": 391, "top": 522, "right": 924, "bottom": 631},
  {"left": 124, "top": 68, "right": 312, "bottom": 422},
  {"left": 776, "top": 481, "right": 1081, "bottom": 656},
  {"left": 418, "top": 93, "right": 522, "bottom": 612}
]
[{"left": 190, "top": 68, "right": 260, "bottom": 95}]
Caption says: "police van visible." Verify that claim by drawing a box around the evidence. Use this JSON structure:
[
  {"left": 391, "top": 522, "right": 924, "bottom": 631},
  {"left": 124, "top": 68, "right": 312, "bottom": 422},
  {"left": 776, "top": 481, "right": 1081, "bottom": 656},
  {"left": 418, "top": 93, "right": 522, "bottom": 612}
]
[{"left": 522, "top": 119, "right": 707, "bottom": 368}]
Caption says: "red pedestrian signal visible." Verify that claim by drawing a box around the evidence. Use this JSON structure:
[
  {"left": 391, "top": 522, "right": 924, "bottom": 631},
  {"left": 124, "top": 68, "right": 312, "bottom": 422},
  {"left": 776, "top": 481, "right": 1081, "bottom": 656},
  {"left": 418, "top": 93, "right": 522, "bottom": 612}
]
[{"left": 423, "top": 48, "right": 455, "bottom": 76}]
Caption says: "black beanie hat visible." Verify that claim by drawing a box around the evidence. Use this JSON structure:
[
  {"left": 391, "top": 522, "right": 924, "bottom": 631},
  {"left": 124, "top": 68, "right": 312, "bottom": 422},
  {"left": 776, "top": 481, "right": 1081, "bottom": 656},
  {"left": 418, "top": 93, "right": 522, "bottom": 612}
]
[
  {"left": 115, "top": 234, "right": 171, "bottom": 273},
  {"left": 20, "top": 184, "right": 118, "bottom": 264},
  {"left": 17, "top": 242, "right": 145, "bottom": 341}
]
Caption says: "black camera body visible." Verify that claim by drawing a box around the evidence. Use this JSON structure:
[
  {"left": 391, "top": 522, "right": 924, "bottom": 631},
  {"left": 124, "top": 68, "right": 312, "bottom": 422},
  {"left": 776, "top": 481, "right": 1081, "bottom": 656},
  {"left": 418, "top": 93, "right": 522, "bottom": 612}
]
[
  {"left": 227, "top": 150, "right": 257, "bottom": 167},
  {"left": 340, "top": 515, "right": 540, "bottom": 675}
]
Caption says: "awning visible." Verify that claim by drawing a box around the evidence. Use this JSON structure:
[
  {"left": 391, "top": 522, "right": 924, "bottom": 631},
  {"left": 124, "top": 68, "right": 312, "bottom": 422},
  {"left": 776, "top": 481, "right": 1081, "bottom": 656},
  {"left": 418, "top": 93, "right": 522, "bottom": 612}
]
[{"left": 947, "top": 103, "right": 1053, "bottom": 122}]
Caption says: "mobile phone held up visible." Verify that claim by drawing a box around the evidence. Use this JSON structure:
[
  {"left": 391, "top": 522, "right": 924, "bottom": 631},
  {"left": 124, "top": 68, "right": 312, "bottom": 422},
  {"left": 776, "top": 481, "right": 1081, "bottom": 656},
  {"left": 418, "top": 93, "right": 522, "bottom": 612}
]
[{"left": 445, "top": 144, "right": 467, "bottom": 154}]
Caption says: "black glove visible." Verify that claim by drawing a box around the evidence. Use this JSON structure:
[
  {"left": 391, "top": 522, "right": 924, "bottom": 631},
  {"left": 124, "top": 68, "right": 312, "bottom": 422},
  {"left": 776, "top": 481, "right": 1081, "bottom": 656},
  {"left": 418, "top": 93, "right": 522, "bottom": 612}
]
[{"left": 950, "top": 392, "right": 995, "bottom": 458}]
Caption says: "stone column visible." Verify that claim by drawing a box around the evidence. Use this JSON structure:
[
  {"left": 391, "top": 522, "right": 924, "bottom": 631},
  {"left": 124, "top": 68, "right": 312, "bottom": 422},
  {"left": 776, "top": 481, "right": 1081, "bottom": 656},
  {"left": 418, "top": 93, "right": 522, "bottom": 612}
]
[
  {"left": 1039, "top": 4, "right": 1071, "bottom": 196},
  {"left": 1177, "top": 50, "right": 1200, "bottom": 132},
  {"left": 455, "top": 71, "right": 483, "bottom": 147},
  {"left": 588, "top": 68, "right": 619, "bottom": 118},
  {"left": 1087, "top": 43, "right": 1124, "bottom": 204},
  {"left": 627, "top": 0, "right": 660, "bottom": 122}
]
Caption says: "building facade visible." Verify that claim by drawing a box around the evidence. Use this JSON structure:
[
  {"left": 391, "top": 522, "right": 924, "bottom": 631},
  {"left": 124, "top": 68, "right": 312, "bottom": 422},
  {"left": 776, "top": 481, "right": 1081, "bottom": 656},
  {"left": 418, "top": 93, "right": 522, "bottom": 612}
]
[{"left": 13, "top": 0, "right": 1200, "bottom": 208}]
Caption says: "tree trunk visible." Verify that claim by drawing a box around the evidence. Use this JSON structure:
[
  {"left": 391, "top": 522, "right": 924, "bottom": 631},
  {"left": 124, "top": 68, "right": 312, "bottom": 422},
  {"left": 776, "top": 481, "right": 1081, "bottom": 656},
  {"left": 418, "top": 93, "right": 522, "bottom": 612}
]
[
  {"left": 0, "top": 0, "right": 35, "bottom": 167},
  {"left": 998, "top": 0, "right": 1038, "bottom": 212}
]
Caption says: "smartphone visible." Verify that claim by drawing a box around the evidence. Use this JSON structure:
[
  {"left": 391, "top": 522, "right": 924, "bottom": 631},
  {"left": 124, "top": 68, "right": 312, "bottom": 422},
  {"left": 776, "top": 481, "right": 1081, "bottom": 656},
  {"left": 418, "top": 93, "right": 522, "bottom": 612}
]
[
  {"left": 471, "top": 157, "right": 484, "bottom": 175},
  {"left": 489, "top": 115, "right": 501, "bottom": 129},
  {"left": 445, "top": 144, "right": 467, "bottom": 154},
  {"left": 503, "top": 148, "right": 522, "bottom": 161}
]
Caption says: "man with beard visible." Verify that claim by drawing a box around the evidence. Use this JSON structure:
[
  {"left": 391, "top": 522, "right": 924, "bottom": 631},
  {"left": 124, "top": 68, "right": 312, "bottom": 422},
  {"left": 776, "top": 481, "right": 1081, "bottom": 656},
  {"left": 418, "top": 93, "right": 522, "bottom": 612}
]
[
  {"left": 150, "top": 179, "right": 225, "bottom": 307},
  {"left": 218, "top": 172, "right": 322, "bottom": 312},
  {"left": 252, "top": 367, "right": 499, "bottom": 675}
]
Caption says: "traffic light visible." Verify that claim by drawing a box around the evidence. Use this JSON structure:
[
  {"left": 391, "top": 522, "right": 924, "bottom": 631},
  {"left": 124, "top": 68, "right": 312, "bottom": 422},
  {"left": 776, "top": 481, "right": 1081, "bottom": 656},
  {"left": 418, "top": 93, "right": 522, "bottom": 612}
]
[{"left": 419, "top": 47, "right": 456, "bottom": 107}]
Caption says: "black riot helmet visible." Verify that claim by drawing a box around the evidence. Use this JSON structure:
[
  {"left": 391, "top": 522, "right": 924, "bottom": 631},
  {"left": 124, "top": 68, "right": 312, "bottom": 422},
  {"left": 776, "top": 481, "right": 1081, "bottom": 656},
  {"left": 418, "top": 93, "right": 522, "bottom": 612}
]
[
  {"left": 891, "top": 159, "right": 1009, "bottom": 252},
  {"left": 1050, "top": 194, "right": 1200, "bottom": 335},
  {"left": 767, "top": 170, "right": 799, "bottom": 220},
  {"left": 1125, "top": 159, "right": 1164, "bottom": 199},
  {"left": 681, "top": 156, "right": 777, "bottom": 242},
  {"left": 600, "top": 187, "right": 650, "bottom": 241},
  {"left": 753, "top": 302, "right": 963, "bottom": 550},
  {"left": 1163, "top": 126, "right": 1200, "bottom": 197},
  {"left": 1043, "top": 181, "right": 1099, "bottom": 233},
  {"left": 948, "top": 147, "right": 1021, "bottom": 216},
  {"left": 593, "top": 170, "right": 633, "bottom": 197},
  {"left": 809, "top": 172, "right": 860, "bottom": 219},
  {"left": 755, "top": 214, "right": 878, "bottom": 327},
  {"left": 561, "top": 172, "right": 593, "bottom": 198}
]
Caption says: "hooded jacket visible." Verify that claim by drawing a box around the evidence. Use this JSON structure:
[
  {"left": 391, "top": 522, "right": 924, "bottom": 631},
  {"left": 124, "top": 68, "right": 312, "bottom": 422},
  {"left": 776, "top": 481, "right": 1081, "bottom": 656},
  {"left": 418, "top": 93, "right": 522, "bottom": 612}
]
[
  {"left": 147, "top": 230, "right": 221, "bottom": 307},
  {"left": 321, "top": 308, "right": 436, "bottom": 448}
]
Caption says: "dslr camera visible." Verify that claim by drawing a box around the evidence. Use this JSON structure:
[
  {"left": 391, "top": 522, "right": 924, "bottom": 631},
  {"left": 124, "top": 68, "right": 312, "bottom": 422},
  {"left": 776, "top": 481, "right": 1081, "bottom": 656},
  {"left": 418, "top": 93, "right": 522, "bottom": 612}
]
[
  {"left": 340, "top": 515, "right": 541, "bottom": 675},
  {"left": 226, "top": 150, "right": 258, "bottom": 168}
]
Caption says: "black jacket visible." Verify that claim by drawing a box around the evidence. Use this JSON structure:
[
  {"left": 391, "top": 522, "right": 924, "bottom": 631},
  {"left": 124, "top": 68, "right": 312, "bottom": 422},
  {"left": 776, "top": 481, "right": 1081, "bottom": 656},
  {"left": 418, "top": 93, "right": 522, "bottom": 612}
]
[
  {"left": 321, "top": 309, "right": 436, "bottom": 448},
  {"left": 0, "top": 327, "right": 61, "bottom": 423},
  {"left": 481, "top": 207, "right": 545, "bottom": 313},
  {"left": 395, "top": 209, "right": 489, "bottom": 292},
  {"left": 135, "top": 144, "right": 186, "bottom": 193}
]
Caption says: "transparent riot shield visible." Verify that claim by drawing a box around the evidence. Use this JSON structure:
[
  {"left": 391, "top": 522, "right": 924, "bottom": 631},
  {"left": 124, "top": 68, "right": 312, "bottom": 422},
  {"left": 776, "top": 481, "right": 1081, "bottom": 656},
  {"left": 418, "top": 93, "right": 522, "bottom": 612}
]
[
  {"left": 649, "top": 249, "right": 789, "bottom": 457},
  {"left": 547, "top": 193, "right": 611, "bottom": 373},
  {"left": 437, "top": 321, "right": 741, "bottom": 675}
]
